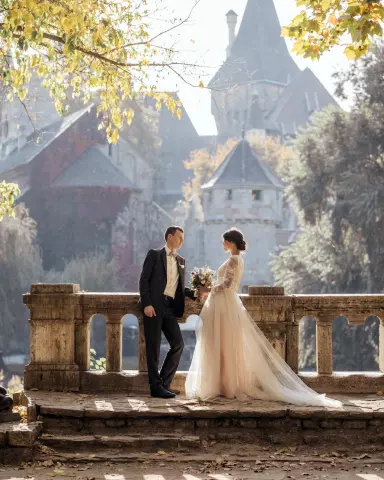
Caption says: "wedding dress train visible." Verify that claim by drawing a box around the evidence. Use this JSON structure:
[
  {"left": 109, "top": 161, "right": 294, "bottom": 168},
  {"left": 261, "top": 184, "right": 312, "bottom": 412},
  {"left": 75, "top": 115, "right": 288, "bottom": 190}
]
[{"left": 185, "top": 255, "right": 342, "bottom": 408}]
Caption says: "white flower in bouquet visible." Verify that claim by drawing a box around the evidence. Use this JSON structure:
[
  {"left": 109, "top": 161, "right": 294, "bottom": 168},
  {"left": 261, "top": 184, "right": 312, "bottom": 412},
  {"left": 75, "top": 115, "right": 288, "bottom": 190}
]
[{"left": 190, "top": 265, "right": 216, "bottom": 293}]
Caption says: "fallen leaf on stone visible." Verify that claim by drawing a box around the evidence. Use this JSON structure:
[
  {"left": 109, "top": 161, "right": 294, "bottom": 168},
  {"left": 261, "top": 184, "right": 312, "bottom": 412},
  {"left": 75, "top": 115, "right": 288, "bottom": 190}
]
[
  {"left": 157, "top": 450, "right": 167, "bottom": 455},
  {"left": 89, "top": 454, "right": 96, "bottom": 459},
  {"left": 330, "top": 452, "right": 341, "bottom": 457},
  {"left": 54, "top": 469, "right": 65, "bottom": 475},
  {"left": 41, "top": 445, "right": 52, "bottom": 453},
  {"left": 376, "top": 391, "right": 383, "bottom": 396}
]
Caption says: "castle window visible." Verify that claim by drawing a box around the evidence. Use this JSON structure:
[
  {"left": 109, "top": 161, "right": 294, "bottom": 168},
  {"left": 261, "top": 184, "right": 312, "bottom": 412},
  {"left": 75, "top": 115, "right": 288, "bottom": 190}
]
[
  {"left": 227, "top": 189, "right": 232, "bottom": 201},
  {"left": 108, "top": 143, "right": 113, "bottom": 157},
  {"left": 3, "top": 120, "right": 9, "bottom": 139},
  {"left": 252, "top": 190, "right": 262, "bottom": 201}
]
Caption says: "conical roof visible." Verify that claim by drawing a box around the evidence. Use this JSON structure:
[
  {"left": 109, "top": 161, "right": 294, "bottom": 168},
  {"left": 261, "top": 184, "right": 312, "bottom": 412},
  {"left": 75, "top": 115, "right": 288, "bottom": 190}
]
[
  {"left": 209, "top": 0, "right": 300, "bottom": 89},
  {"left": 201, "top": 138, "right": 283, "bottom": 190}
]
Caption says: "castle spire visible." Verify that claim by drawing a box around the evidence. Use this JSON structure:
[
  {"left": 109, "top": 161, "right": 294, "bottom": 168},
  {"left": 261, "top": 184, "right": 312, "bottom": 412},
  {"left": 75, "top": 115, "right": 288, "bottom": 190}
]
[
  {"left": 226, "top": 10, "right": 238, "bottom": 60},
  {"left": 209, "top": 0, "right": 299, "bottom": 89}
]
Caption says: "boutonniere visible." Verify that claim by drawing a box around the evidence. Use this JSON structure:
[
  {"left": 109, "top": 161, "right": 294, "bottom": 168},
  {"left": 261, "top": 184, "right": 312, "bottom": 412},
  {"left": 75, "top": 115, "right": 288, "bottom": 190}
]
[{"left": 179, "top": 264, "right": 185, "bottom": 269}]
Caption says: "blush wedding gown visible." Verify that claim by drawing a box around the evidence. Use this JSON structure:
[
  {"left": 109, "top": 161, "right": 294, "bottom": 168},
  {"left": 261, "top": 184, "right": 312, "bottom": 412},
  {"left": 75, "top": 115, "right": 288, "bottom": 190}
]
[{"left": 185, "top": 254, "right": 342, "bottom": 408}]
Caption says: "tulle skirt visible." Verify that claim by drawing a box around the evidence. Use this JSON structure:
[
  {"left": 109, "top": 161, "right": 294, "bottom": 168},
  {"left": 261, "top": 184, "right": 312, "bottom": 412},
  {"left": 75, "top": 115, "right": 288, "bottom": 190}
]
[{"left": 185, "top": 290, "right": 342, "bottom": 408}]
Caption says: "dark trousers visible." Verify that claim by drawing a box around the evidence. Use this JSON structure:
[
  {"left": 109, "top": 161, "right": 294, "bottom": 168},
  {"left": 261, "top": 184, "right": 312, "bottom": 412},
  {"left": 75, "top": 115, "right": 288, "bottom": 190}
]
[{"left": 143, "top": 299, "right": 184, "bottom": 389}]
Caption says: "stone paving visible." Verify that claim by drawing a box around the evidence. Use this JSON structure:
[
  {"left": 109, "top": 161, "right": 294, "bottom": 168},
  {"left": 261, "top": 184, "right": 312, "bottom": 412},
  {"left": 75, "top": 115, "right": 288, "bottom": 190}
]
[
  {"left": 20, "top": 390, "right": 384, "bottom": 419},
  {"left": 0, "top": 456, "right": 383, "bottom": 480}
]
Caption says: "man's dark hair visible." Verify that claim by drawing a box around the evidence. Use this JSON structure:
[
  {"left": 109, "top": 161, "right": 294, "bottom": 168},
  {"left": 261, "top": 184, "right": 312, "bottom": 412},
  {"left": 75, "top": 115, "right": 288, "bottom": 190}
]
[{"left": 165, "top": 226, "right": 184, "bottom": 241}]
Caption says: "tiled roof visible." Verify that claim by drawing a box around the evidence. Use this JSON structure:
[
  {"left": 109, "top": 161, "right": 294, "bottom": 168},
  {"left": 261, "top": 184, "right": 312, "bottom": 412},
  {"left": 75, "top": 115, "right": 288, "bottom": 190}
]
[
  {"left": 52, "top": 146, "right": 136, "bottom": 189},
  {"left": 267, "top": 68, "right": 339, "bottom": 136},
  {"left": 202, "top": 138, "right": 283, "bottom": 190},
  {"left": 209, "top": 0, "right": 299, "bottom": 89},
  {"left": 0, "top": 105, "right": 93, "bottom": 174}
]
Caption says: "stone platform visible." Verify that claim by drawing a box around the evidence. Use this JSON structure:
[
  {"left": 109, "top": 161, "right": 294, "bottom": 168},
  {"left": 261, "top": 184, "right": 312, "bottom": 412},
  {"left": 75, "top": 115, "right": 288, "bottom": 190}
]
[
  {"left": 0, "top": 421, "right": 42, "bottom": 463},
  {"left": 17, "top": 390, "right": 384, "bottom": 458}
]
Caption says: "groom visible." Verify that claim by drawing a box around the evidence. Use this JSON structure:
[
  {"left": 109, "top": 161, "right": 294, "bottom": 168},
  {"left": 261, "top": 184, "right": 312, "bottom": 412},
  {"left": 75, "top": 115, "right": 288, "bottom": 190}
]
[{"left": 139, "top": 226, "right": 196, "bottom": 398}]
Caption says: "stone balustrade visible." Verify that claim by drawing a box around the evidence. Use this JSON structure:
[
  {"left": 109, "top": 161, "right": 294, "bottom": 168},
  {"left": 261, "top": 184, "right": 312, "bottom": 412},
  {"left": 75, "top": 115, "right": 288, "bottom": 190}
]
[{"left": 23, "top": 284, "right": 384, "bottom": 394}]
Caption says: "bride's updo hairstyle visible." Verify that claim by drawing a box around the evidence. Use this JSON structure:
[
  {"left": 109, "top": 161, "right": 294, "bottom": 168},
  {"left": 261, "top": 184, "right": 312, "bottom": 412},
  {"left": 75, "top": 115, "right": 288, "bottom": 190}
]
[{"left": 223, "top": 228, "right": 247, "bottom": 251}]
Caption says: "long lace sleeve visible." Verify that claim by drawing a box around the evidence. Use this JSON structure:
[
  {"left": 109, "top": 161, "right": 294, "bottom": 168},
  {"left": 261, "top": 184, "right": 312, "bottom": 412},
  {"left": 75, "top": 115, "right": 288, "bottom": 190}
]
[{"left": 213, "top": 255, "right": 239, "bottom": 293}]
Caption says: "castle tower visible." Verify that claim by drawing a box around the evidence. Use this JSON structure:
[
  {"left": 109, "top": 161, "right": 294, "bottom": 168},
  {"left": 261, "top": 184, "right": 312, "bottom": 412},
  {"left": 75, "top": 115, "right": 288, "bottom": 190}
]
[
  {"left": 200, "top": 135, "right": 284, "bottom": 289},
  {"left": 209, "top": 0, "right": 337, "bottom": 141}
]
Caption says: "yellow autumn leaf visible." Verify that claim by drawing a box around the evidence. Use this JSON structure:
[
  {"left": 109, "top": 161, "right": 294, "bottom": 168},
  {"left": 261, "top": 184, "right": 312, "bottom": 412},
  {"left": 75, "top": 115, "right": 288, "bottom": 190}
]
[
  {"left": 328, "top": 14, "right": 337, "bottom": 25},
  {"left": 344, "top": 46, "right": 356, "bottom": 60}
]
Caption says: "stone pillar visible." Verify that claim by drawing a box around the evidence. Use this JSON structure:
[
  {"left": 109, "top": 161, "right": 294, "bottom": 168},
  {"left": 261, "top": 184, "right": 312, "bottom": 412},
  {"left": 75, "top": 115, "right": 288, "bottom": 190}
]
[
  {"left": 105, "top": 312, "right": 123, "bottom": 372},
  {"left": 286, "top": 321, "right": 299, "bottom": 373},
  {"left": 316, "top": 315, "right": 333, "bottom": 375},
  {"left": 380, "top": 318, "right": 384, "bottom": 373},
  {"left": 23, "top": 284, "right": 81, "bottom": 391},
  {"left": 138, "top": 317, "right": 147, "bottom": 373},
  {"left": 246, "top": 286, "right": 290, "bottom": 360},
  {"left": 75, "top": 314, "right": 92, "bottom": 371}
]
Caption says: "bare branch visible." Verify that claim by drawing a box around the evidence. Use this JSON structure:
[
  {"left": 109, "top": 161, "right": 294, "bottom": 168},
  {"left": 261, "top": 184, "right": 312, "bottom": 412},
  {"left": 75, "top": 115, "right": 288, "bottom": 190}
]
[{"left": 105, "top": 0, "right": 202, "bottom": 54}]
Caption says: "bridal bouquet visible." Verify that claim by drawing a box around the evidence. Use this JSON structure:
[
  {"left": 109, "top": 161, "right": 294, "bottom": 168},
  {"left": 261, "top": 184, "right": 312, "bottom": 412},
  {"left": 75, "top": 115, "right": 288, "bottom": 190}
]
[{"left": 190, "top": 266, "right": 215, "bottom": 294}]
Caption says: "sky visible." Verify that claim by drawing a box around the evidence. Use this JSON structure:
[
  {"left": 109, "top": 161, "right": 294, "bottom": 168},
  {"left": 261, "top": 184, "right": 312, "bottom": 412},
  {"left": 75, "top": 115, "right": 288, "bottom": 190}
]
[{"left": 154, "top": 0, "right": 351, "bottom": 136}]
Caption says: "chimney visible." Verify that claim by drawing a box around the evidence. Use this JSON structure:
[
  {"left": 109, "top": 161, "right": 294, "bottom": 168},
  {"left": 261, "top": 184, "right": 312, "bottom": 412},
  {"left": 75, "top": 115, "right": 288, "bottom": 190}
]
[{"left": 226, "top": 10, "right": 238, "bottom": 59}]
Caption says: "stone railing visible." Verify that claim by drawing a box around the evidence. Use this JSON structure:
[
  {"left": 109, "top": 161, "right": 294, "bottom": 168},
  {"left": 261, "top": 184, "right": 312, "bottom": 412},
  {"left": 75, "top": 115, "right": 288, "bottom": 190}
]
[{"left": 23, "top": 284, "right": 384, "bottom": 394}]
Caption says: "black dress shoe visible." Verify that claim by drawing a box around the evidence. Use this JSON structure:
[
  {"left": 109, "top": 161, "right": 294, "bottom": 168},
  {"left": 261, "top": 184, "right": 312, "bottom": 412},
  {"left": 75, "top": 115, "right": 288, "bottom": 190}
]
[
  {"left": 0, "top": 395, "right": 13, "bottom": 412},
  {"left": 165, "top": 387, "right": 180, "bottom": 395},
  {"left": 150, "top": 385, "right": 176, "bottom": 399}
]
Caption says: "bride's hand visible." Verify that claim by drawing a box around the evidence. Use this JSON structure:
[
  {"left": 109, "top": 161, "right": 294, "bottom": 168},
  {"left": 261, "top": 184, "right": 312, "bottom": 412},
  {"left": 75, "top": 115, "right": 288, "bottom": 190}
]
[{"left": 197, "top": 286, "right": 210, "bottom": 299}]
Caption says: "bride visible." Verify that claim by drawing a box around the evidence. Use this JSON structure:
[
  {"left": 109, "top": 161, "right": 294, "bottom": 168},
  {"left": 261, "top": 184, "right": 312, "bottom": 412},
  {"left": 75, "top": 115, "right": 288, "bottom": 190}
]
[{"left": 186, "top": 228, "right": 342, "bottom": 408}]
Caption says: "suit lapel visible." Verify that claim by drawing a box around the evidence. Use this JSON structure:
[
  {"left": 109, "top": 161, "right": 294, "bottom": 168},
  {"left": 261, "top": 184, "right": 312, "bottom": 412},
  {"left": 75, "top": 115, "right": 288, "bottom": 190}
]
[
  {"left": 176, "top": 255, "right": 185, "bottom": 291},
  {"left": 161, "top": 248, "right": 167, "bottom": 277}
]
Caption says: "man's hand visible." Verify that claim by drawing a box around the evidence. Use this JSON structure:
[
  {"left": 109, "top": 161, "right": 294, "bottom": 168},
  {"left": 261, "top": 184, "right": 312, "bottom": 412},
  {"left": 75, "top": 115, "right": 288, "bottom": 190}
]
[
  {"left": 197, "top": 286, "right": 210, "bottom": 299},
  {"left": 144, "top": 305, "right": 156, "bottom": 318}
]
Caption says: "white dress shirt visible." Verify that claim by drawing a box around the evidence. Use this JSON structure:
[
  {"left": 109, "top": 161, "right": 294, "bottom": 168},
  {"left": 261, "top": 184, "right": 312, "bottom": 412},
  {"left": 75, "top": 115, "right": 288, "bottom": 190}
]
[{"left": 164, "top": 245, "right": 180, "bottom": 299}]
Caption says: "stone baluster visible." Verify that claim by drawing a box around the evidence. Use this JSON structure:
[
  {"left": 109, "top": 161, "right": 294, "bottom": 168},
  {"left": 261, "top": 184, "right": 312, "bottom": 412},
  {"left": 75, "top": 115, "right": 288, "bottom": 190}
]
[
  {"left": 75, "top": 313, "right": 93, "bottom": 371},
  {"left": 286, "top": 305, "right": 299, "bottom": 373},
  {"left": 380, "top": 318, "right": 384, "bottom": 374},
  {"left": 138, "top": 317, "right": 147, "bottom": 373},
  {"left": 316, "top": 315, "right": 334, "bottom": 375},
  {"left": 105, "top": 312, "right": 123, "bottom": 372},
  {"left": 23, "top": 284, "right": 81, "bottom": 391}
]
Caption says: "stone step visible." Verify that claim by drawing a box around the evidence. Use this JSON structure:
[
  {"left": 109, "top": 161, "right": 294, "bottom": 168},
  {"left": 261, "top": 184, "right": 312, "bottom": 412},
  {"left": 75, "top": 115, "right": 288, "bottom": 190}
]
[
  {"left": 38, "top": 412, "right": 384, "bottom": 447},
  {"left": 40, "top": 432, "right": 201, "bottom": 453},
  {"left": 21, "top": 391, "right": 384, "bottom": 447},
  {"left": 0, "top": 421, "right": 42, "bottom": 463}
]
